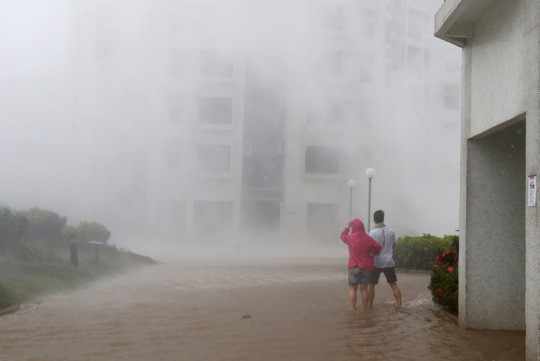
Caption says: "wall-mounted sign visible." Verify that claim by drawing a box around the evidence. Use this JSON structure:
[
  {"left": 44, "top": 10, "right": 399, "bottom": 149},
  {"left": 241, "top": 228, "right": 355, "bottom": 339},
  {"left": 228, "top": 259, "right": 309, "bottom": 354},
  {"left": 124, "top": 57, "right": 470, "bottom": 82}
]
[{"left": 528, "top": 175, "right": 537, "bottom": 207}]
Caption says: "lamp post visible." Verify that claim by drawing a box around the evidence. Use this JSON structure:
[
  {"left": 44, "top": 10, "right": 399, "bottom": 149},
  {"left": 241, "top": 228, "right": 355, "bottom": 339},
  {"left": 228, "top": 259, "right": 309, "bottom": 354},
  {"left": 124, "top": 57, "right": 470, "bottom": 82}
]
[
  {"left": 347, "top": 179, "right": 356, "bottom": 219},
  {"left": 365, "top": 168, "right": 376, "bottom": 232}
]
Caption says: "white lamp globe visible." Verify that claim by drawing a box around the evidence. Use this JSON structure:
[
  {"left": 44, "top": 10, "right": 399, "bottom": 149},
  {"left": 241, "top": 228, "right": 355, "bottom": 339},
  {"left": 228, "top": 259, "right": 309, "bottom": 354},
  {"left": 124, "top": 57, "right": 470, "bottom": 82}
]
[
  {"left": 347, "top": 179, "right": 356, "bottom": 188},
  {"left": 365, "top": 168, "right": 376, "bottom": 179}
]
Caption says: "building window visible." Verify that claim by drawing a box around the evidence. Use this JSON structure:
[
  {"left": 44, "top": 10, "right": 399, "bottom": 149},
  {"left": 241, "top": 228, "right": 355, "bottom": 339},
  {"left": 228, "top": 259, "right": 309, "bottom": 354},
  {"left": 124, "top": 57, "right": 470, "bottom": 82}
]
[
  {"left": 95, "top": 39, "right": 113, "bottom": 63},
  {"left": 306, "top": 99, "right": 352, "bottom": 127},
  {"left": 197, "top": 144, "right": 231, "bottom": 173},
  {"left": 158, "top": 201, "right": 187, "bottom": 237},
  {"left": 198, "top": 97, "right": 233, "bottom": 124},
  {"left": 306, "top": 107, "right": 321, "bottom": 127},
  {"left": 424, "top": 12, "right": 432, "bottom": 34},
  {"left": 359, "top": 22, "right": 375, "bottom": 38},
  {"left": 423, "top": 49, "right": 430, "bottom": 71},
  {"left": 193, "top": 201, "right": 234, "bottom": 237},
  {"left": 444, "top": 85, "right": 460, "bottom": 110},
  {"left": 309, "top": 3, "right": 347, "bottom": 33},
  {"left": 165, "top": 141, "right": 182, "bottom": 170},
  {"left": 407, "top": 8, "right": 423, "bottom": 40},
  {"left": 358, "top": 54, "right": 373, "bottom": 83},
  {"left": 424, "top": 86, "right": 431, "bottom": 110},
  {"left": 307, "top": 203, "right": 339, "bottom": 241},
  {"left": 320, "top": 51, "right": 352, "bottom": 78},
  {"left": 169, "top": 4, "right": 185, "bottom": 33},
  {"left": 170, "top": 49, "right": 185, "bottom": 77},
  {"left": 96, "top": 1, "right": 115, "bottom": 31},
  {"left": 307, "top": 99, "right": 350, "bottom": 128},
  {"left": 241, "top": 199, "right": 281, "bottom": 237},
  {"left": 327, "top": 103, "right": 344, "bottom": 125},
  {"left": 359, "top": 9, "right": 377, "bottom": 38},
  {"left": 407, "top": 45, "right": 422, "bottom": 77},
  {"left": 305, "top": 146, "right": 339, "bottom": 174},
  {"left": 168, "top": 94, "right": 183, "bottom": 123},
  {"left": 200, "top": 50, "right": 234, "bottom": 77}
]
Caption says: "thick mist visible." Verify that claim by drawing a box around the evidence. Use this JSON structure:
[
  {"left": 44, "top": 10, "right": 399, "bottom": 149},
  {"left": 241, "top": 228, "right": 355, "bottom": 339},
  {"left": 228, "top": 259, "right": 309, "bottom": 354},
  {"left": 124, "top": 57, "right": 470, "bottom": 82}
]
[{"left": 0, "top": 0, "right": 461, "bottom": 259}]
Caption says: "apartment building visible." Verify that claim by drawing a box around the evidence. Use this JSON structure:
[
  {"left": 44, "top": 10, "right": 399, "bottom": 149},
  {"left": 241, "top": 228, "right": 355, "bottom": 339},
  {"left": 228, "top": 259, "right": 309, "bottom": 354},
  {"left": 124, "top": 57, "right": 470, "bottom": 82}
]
[{"left": 63, "top": 0, "right": 460, "bottom": 245}]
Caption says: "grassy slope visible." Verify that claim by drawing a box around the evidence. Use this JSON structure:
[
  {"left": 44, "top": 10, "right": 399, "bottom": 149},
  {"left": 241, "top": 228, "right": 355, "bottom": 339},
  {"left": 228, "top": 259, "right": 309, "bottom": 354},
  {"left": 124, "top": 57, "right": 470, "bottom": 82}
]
[{"left": 0, "top": 244, "right": 157, "bottom": 309}]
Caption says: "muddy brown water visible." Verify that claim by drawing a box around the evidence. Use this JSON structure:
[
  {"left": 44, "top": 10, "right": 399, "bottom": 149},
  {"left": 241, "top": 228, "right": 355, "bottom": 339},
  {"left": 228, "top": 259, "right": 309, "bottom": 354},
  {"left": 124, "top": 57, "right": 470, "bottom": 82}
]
[{"left": 0, "top": 257, "right": 525, "bottom": 360}]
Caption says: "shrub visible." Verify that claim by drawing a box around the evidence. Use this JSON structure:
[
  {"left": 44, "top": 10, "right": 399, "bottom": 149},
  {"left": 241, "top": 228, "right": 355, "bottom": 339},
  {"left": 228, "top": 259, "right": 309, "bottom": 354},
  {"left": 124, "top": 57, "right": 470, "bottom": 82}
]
[
  {"left": 0, "top": 282, "right": 18, "bottom": 309},
  {"left": 428, "top": 237, "right": 459, "bottom": 314},
  {"left": 394, "top": 234, "right": 457, "bottom": 270}
]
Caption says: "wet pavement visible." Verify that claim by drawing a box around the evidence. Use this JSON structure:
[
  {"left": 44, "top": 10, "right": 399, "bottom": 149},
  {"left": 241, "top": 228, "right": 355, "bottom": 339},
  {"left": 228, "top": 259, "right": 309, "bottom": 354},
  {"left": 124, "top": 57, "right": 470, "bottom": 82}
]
[{"left": 0, "top": 258, "right": 525, "bottom": 360}]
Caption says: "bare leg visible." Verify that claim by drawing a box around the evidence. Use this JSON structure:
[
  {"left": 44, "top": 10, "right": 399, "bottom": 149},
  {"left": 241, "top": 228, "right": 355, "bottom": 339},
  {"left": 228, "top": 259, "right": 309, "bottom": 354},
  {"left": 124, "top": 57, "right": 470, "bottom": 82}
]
[
  {"left": 359, "top": 284, "right": 370, "bottom": 312},
  {"left": 348, "top": 285, "right": 359, "bottom": 312},
  {"left": 389, "top": 282, "right": 402, "bottom": 306},
  {"left": 367, "top": 284, "right": 375, "bottom": 309}
]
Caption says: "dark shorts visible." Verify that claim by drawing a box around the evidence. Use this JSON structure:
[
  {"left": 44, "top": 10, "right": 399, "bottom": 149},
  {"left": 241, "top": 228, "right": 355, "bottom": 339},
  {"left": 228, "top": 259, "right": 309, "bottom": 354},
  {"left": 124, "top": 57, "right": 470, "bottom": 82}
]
[
  {"left": 370, "top": 267, "right": 398, "bottom": 285},
  {"left": 348, "top": 267, "right": 371, "bottom": 286}
]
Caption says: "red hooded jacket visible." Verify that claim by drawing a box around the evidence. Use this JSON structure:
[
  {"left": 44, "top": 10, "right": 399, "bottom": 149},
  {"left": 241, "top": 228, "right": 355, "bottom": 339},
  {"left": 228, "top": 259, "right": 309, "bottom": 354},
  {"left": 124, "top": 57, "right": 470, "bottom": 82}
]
[{"left": 340, "top": 218, "right": 382, "bottom": 271}]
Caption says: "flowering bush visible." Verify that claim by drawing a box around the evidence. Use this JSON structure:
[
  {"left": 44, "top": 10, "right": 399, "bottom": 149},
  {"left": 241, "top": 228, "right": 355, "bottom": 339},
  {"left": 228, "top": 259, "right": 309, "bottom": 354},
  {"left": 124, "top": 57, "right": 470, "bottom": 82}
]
[
  {"left": 428, "top": 237, "right": 459, "bottom": 314},
  {"left": 394, "top": 235, "right": 457, "bottom": 270}
]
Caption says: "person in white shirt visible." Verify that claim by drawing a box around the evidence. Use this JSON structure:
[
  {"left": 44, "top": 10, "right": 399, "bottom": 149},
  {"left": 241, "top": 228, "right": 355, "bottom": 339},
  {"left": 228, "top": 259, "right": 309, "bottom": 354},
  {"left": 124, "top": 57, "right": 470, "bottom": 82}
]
[{"left": 367, "top": 210, "right": 402, "bottom": 308}]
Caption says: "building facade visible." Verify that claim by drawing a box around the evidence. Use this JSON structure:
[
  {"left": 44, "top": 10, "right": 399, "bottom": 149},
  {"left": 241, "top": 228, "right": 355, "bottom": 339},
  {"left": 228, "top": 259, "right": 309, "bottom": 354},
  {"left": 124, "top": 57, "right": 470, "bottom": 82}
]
[
  {"left": 435, "top": 0, "right": 539, "bottom": 359},
  {"left": 35, "top": 0, "right": 461, "bottom": 247}
]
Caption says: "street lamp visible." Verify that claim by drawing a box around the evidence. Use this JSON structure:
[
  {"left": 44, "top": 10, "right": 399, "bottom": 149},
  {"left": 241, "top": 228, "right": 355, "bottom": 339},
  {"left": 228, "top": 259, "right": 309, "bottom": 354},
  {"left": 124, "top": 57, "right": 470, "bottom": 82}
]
[
  {"left": 347, "top": 179, "right": 356, "bottom": 219},
  {"left": 365, "top": 168, "right": 376, "bottom": 232}
]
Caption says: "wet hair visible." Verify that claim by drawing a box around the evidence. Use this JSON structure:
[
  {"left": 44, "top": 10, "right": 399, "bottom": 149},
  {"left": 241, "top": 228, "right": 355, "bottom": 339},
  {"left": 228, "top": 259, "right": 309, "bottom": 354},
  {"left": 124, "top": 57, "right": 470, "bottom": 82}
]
[{"left": 373, "top": 210, "right": 385, "bottom": 224}]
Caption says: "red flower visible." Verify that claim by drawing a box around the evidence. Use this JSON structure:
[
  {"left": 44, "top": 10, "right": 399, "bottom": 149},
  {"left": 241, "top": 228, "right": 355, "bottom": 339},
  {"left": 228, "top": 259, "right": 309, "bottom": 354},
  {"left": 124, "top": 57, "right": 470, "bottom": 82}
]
[
  {"left": 442, "top": 249, "right": 450, "bottom": 258},
  {"left": 447, "top": 266, "right": 454, "bottom": 272},
  {"left": 452, "top": 248, "right": 458, "bottom": 254},
  {"left": 433, "top": 264, "right": 439, "bottom": 268}
]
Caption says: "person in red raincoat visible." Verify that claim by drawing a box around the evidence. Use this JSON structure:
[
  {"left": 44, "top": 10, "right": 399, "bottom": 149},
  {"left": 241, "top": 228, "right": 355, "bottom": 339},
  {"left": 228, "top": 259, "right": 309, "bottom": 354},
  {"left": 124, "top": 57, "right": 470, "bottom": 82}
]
[{"left": 340, "top": 218, "right": 382, "bottom": 312}]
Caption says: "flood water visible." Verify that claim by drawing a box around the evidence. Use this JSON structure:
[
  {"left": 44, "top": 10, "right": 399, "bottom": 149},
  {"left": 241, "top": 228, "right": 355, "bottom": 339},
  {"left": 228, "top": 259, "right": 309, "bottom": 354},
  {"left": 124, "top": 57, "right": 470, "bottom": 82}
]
[{"left": 0, "top": 257, "right": 525, "bottom": 360}]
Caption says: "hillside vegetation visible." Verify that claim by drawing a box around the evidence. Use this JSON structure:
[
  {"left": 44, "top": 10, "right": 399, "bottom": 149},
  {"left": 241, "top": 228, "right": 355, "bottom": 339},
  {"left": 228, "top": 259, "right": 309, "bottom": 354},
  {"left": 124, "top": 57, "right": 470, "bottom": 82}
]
[{"left": 0, "top": 206, "right": 157, "bottom": 311}]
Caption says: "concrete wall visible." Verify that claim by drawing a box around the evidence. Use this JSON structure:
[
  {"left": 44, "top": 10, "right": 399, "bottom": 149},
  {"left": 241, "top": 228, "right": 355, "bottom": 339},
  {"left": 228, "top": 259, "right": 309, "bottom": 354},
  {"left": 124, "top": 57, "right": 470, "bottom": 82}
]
[
  {"left": 469, "top": 0, "right": 526, "bottom": 137},
  {"left": 523, "top": 1, "right": 540, "bottom": 358},
  {"left": 456, "top": 0, "right": 540, "bottom": 358}
]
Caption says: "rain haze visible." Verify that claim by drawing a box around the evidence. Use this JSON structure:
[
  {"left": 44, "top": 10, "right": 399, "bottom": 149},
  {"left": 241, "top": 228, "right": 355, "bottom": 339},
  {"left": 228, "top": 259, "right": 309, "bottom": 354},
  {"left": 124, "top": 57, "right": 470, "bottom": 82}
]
[{"left": 0, "top": 0, "right": 461, "bottom": 260}]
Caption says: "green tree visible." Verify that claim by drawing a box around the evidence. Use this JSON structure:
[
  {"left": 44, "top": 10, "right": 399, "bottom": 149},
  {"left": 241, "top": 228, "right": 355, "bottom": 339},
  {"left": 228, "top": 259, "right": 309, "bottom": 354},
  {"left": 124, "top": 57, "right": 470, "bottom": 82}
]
[
  {"left": 0, "top": 207, "right": 28, "bottom": 250},
  {"left": 19, "top": 208, "right": 67, "bottom": 248},
  {"left": 61, "top": 225, "right": 78, "bottom": 243},
  {"left": 76, "top": 221, "right": 111, "bottom": 244}
]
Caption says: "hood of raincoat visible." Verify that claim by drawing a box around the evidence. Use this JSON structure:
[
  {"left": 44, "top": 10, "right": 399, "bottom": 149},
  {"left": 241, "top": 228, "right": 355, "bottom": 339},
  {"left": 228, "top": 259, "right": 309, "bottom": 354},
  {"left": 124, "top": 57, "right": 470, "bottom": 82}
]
[{"left": 349, "top": 218, "right": 366, "bottom": 234}]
